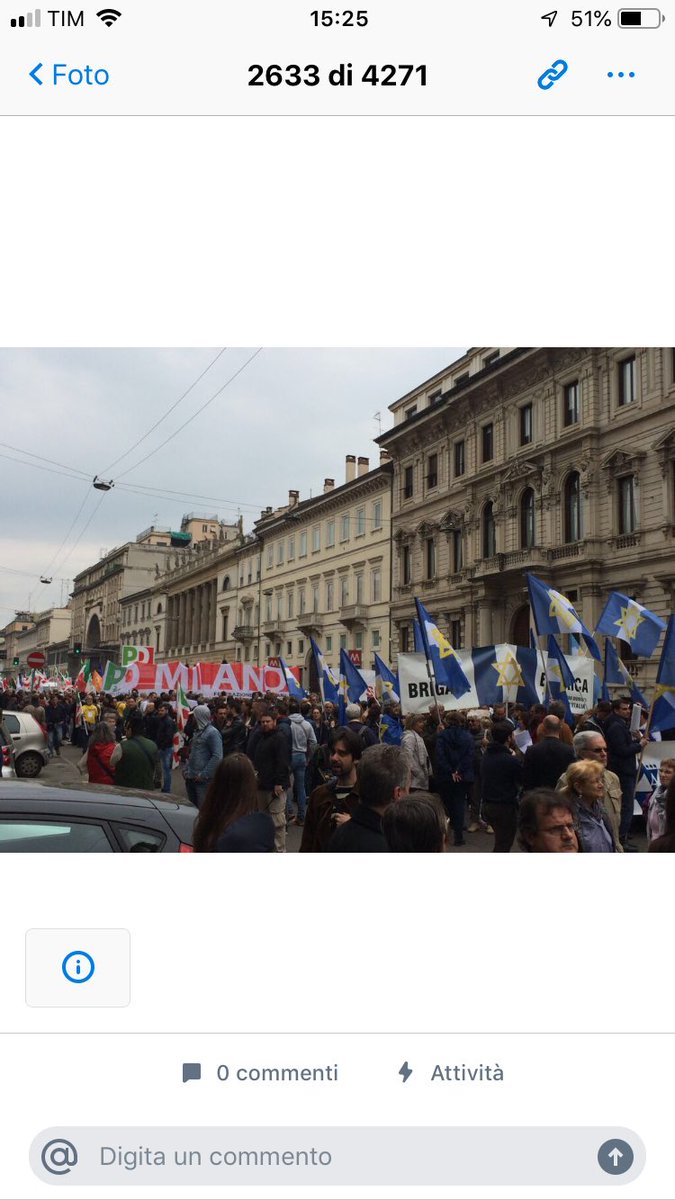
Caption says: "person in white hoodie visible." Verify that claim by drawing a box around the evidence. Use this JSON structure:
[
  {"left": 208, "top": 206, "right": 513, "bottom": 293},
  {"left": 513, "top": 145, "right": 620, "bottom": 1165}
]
[
  {"left": 287, "top": 699, "right": 318, "bottom": 826},
  {"left": 401, "top": 713, "right": 432, "bottom": 792}
]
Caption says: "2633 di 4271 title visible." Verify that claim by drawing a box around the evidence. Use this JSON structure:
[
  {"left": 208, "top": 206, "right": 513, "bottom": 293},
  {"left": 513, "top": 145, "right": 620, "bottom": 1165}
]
[{"left": 247, "top": 63, "right": 427, "bottom": 87}]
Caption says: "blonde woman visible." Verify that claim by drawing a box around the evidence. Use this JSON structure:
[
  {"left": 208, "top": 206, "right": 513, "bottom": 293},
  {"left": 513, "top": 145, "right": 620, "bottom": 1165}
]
[{"left": 559, "top": 759, "right": 621, "bottom": 853}]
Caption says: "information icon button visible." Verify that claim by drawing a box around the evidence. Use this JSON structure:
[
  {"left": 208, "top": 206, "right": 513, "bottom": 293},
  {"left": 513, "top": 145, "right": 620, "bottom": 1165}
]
[{"left": 61, "top": 951, "right": 95, "bottom": 984}]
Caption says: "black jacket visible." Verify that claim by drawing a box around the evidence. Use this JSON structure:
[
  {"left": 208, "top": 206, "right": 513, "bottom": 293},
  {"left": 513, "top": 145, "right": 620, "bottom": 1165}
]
[
  {"left": 221, "top": 717, "right": 248, "bottom": 757},
  {"left": 324, "top": 803, "right": 387, "bottom": 852},
  {"left": 480, "top": 741, "right": 523, "bottom": 805},
  {"left": 603, "top": 713, "right": 641, "bottom": 780},
  {"left": 522, "top": 737, "right": 575, "bottom": 791},
  {"left": 154, "top": 713, "right": 177, "bottom": 750},
  {"left": 249, "top": 728, "right": 290, "bottom": 790}
]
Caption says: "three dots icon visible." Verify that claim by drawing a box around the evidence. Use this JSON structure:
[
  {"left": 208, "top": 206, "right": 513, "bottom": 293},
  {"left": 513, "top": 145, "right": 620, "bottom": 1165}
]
[{"left": 607, "top": 70, "right": 636, "bottom": 77}]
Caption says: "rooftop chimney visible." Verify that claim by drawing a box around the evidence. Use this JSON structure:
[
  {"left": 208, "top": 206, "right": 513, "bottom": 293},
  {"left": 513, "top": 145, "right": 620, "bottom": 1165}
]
[
  {"left": 345, "top": 454, "right": 356, "bottom": 483},
  {"left": 357, "top": 456, "right": 370, "bottom": 478},
  {"left": 380, "top": 449, "right": 392, "bottom": 465},
  {"left": 288, "top": 489, "right": 300, "bottom": 508},
  {"left": 323, "top": 478, "right": 335, "bottom": 494}
]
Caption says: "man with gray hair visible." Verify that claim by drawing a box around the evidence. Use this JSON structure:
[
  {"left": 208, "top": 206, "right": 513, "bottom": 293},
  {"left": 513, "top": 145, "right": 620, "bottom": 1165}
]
[
  {"left": 557, "top": 729, "right": 622, "bottom": 845},
  {"left": 325, "top": 743, "right": 411, "bottom": 852},
  {"left": 345, "top": 702, "right": 378, "bottom": 748}
]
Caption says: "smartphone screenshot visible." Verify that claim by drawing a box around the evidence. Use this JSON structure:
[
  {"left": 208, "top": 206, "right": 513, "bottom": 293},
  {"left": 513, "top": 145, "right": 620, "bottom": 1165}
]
[{"left": 1, "top": 3, "right": 673, "bottom": 1198}]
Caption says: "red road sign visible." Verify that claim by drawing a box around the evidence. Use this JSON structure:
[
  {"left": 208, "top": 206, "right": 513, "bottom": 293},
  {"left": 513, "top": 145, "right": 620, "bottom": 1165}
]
[{"left": 26, "top": 651, "right": 46, "bottom": 669}]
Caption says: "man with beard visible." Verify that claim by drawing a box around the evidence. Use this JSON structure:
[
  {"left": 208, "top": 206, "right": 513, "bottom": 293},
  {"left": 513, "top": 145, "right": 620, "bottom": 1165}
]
[{"left": 300, "top": 727, "right": 361, "bottom": 852}]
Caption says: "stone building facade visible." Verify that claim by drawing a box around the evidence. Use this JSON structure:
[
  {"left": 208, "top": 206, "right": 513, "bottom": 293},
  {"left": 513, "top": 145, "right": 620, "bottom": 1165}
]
[{"left": 378, "top": 346, "right": 675, "bottom": 689}]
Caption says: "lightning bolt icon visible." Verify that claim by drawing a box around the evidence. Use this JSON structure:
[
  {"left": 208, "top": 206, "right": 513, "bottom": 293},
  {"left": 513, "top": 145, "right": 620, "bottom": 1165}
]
[{"left": 398, "top": 1061, "right": 413, "bottom": 1083}]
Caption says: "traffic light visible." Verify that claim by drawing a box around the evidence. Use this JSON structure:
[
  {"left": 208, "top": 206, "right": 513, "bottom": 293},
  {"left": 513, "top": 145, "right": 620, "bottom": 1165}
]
[
  {"left": 13, "top": 656, "right": 19, "bottom": 667},
  {"left": 73, "top": 642, "right": 82, "bottom": 656}
]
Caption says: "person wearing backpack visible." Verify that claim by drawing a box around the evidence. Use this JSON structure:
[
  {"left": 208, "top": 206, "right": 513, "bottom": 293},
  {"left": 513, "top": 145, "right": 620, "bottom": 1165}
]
[
  {"left": 287, "top": 699, "right": 318, "bottom": 826},
  {"left": 110, "top": 711, "right": 160, "bottom": 790}
]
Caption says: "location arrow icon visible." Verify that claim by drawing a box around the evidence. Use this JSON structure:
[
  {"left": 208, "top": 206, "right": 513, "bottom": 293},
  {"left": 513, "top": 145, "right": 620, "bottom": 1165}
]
[
  {"left": 29, "top": 62, "right": 43, "bottom": 85},
  {"left": 541, "top": 10, "right": 558, "bottom": 25}
]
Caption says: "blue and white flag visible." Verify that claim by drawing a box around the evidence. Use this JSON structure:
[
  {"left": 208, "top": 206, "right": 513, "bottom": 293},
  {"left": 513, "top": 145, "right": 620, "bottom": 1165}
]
[
  {"left": 601, "top": 639, "right": 648, "bottom": 709},
  {"left": 596, "top": 591, "right": 666, "bottom": 659},
  {"left": 647, "top": 616, "right": 675, "bottom": 734},
  {"left": 413, "top": 619, "right": 425, "bottom": 653},
  {"left": 379, "top": 712, "right": 403, "bottom": 745},
  {"left": 545, "top": 635, "right": 575, "bottom": 723},
  {"left": 526, "top": 573, "right": 601, "bottom": 660},
  {"left": 309, "top": 637, "right": 339, "bottom": 706},
  {"left": 373, "top": 653, "right": 400, "bottom": 704},
  {"left": 279, "top": 658, "right": 307, "bottom": 700},
  {"left": 472, "top": 644, "right": 540, "bottom": 708},
  {"left": 338, "top": 648, "right": 369, "bottom": 724},
  {"left": 414, "top": 598, "right": 471, "bottom": 698}
]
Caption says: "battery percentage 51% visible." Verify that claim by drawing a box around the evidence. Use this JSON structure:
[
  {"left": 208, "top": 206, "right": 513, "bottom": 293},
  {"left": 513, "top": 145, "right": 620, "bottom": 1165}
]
[{"left": 572, "top": 9, "right": 612, "bottom": 23}]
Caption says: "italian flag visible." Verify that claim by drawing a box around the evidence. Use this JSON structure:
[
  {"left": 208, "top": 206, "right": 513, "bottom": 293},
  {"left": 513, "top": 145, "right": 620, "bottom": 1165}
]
[
  {"left": 74, "top": 659, "right": 93, "bottom": 693},
  {"left": 172, "top": 680, "right": 191, "bottom": 769}
]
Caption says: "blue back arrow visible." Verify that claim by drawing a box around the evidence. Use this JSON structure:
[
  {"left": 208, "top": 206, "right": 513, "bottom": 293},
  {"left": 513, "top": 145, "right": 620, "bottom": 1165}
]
[{"left": 30, "top": 63, "right": 43, "bottom": 85}]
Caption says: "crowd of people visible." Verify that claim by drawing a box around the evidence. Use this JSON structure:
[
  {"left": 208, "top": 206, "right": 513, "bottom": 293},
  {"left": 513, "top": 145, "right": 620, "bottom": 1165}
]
[{"left": 2, "top": 685, "right": 673, "bottom": 854}]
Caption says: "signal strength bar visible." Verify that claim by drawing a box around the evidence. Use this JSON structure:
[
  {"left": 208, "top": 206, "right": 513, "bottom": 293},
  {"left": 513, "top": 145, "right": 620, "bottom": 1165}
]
[{"left": 10, "top": 7, "right": 41, "bottom": 26}]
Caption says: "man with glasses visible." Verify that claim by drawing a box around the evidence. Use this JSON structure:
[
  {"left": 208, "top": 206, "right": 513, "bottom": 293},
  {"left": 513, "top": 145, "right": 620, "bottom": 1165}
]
[
  {"left": 517, "top": 789, "right": 579, "bottom": 853},
  {"left": 556, "top": 730, "right": 623, "bottom": 846}
]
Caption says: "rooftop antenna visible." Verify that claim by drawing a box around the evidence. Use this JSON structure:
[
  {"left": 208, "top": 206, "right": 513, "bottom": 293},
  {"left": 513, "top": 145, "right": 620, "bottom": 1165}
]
[{"left": 373, "top": 411, "right": 382, "bottom": 435}]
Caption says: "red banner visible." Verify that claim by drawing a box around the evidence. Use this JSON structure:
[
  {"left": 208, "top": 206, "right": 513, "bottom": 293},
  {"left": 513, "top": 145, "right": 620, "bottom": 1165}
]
[{"left": 113, "top": 660, "right": 301, "bottom": 696}]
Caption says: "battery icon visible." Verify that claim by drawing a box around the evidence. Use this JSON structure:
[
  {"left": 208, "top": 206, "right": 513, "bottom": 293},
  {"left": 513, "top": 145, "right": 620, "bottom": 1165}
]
[{"left": 618, "top": 8, "right": 664, "bottom": 25}]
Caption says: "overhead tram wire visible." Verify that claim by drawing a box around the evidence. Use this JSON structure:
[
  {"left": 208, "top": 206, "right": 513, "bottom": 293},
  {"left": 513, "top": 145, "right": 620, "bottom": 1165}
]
[
  {"left": 113, "top": 347, "right": 264, "bottom": 481},
  {"left": 100, "top": 347, "right": 228, "bottom": 476}
]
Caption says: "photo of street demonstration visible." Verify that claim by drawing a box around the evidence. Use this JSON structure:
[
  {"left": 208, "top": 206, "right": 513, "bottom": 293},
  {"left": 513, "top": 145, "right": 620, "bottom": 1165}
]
[{"left": 2, "top": 346, "right": 675, "bottom": 854}]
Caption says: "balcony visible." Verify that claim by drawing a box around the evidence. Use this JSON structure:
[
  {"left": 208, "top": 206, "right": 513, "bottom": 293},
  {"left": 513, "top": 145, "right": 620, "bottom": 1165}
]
[
  {"left": 262, "top": 619, "right": 285, "bottom": 640},
  {"left": 297, "top": 613, "right": 324, "bottom": 636},
  {"left": 340, "top": 604, "right": 369, "bottom": 629},
  {"left": 232, "top": 625, "right": 255, "bottom": 642}
]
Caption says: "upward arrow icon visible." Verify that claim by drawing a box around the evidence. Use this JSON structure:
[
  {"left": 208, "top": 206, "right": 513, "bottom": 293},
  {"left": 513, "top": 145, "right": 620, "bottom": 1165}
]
[
  {"left": 609, "top": 1148, "right": 623, "bottom": 1166},
  {"left": 541, "top": 10, "right": 558, "bottom": 25}
]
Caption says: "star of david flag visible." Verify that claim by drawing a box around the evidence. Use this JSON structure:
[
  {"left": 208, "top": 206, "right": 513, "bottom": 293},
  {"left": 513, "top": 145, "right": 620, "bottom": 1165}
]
[
  {"left": 649, "top": 615, "right": 675, "bottom": 734},
  {"left": 309, "top": 637, "right": 339, "bottom": 706},
  {"left": 545, "top": 635, "right": 575, "bottom": 724},
  {"left": 374, "top": 653, "right": 400, "bottom": 704},
  {"left": 596, "top": 591, "right": 666, "bottom": 659},
  {"left": 279, "top": 657, "right": 307, "bottom": 700},
  {"left": 414, "top": 598, "right": 471, "bottom": 698},
  {"left": 472, "top": 644, "right": 540, "bottom": 708},
  {"left": 526, "top": 573, "right": 601, "bottom": 661},
  {"left": 338, "top": 648, "right": 369, "bottom": 724},
  {"left": 601, "top": 638, "right": 648, "bottom": 709}
]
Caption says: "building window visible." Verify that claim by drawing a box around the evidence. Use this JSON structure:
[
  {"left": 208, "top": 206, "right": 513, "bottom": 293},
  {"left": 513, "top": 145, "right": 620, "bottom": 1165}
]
[
  {"left": 564, "top": 472, "right": 582, "bottom": 542},
  {"left": 521, "top": 488, "right": 536, "bottom": 548},
  {"left": 356, "top": 507, "right": 366, "bottom": 536},
  {"left": 520, "top": 403, "right": 533, "bottom": 446},
  {"left": 340, "top": 514, "right": 350, "bottom": 541},
  {"left": 298, "top": 638, "right": 304, "bottom": 654},
  {"left": 372, "top": 500, "right": 382, "bottom": 530},
  {"left": 454, "top": 441, "right": 465, "bottom": 477},
  {"left": 326, "top": 519, "right": 335, "bottom": 547},
  {"left": 482, "top": 423, "right": 494, "bottom": 463},
  {"left": 372, "top": 628, "right": 381, "bottom": 648},
  {"left": 402, "top": 545, "right": 411, "bottom": 585},
  {"left": 400, "top": 626, "right": 410, "bottom": 653},
  {"left": 326, "top": 635, "right": 333, "bottom": 652},
  {"left": 452, "top": 529, "right": 463, "bottom": 573},
  {"left": 326, "top": 579, "right": 334, "bottom": 610},
  {"left": 265, "top": 595, "right": 272, "bottom": 622},
  {"left": 312, "top": 525, "right": 321, "bottom": 552},
  {"left": 483, "top": 502, "right": 496, "bottom": 558},
  {"left": 276, "top": 541, "right": 284, "bottom": 565},
  {"left": 618, "top": 475, "right": 637, "bottom": 534},
  {"left": 426, "top": 538, "right": 436, "bottom": 579},
  {"left": 312, "top": 583, "right": 319, "bottom": 612},
  {"left": 288, "top": 536, "right": 295, "bottom": 560},
  {"left": 355, "top": 573, "right": 364, "bottom": 604},
  {"left": 405, "top": 405, "right": 417, "bottom": 420},
  {"left": 426, "top": 453, "right": 438, "bottom": 489},
  {"left": 298, "top": 588, "right": 305, "bottom": 615},
  {"left": 266, "top": 545, "right": 273, "bottom": 568},
  {"left": 353, "top": 631, "right": 363, "bottom": 651},
  {"left": 403, "top": 465, "right": 414, "bottom": 499},
  {"left": 563, "top": 381, "right": 579, "bottom": 426},
  {"left": 221, "top": 612, "right": 228, "bottom": 641},
  {"left": 483, "top": 351, "right": 500, "bottom": 368},
  {"left": 450, "top": 619, "right": 462, "bottom": 649},
  {"left": 286, "top": 641, "right": 293, "bottom": 656},
  {"left": 619, "top": 355, "right": 637, "bottom": 406},
  {"left": 339, "top": 633, "right": 347, "bottom": 651},
  {"left": 299, "top": 531, "right": 308, "bottom": 557},
  {"left": 265, "top": 642, "right": 271, "bottom": 657},
  {"left": 371, "top": 567, "right": 381, "bottom": 602},
  {"left": 340, "top": 576, "right": 349, "bottom": 606},
  {"left": 287, "top": 591, "right": 294, "bottom": 618},
  {"left": 276, "top": 594, "right": 283, "bottom": 620}
]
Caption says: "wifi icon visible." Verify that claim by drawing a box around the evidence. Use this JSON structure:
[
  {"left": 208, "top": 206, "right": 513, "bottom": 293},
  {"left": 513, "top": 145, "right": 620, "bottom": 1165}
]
[{"left": 97, "top": 7, "right": 121, "bottom": 25}]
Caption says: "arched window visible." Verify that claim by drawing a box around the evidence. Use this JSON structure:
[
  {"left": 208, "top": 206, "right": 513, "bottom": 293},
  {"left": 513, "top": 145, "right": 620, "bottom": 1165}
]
[
  {"left": 520, "top": 488, "right": 535, "bottom": 548},
  {"left": 483, "top": 501, "right": 496, "bottom": 559},
  {"left": 222, "top": 575, "right": 230, "bottom": 591},
  {"left": 156, "top": 603, "right": 163, "bottom": 614},
  {"left": 564, "top": 472, "right": 582, "bottom": 542}
]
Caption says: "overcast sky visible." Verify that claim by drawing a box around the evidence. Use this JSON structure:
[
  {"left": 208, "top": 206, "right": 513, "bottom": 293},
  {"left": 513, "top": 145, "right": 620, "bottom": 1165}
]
[{"left": 0, "top": 347, "right": 465, "bottom": 619}]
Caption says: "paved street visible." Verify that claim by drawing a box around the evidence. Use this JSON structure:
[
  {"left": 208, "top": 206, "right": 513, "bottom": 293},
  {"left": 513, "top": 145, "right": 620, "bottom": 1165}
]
[{"left": 37, "top": 743, "right": 649, "bottom": 854}]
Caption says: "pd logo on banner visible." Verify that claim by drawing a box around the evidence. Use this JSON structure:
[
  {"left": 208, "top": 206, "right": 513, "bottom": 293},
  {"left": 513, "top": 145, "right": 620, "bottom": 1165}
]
[{"left": 121, "top": 645, "right": 155, "bottom": 667}]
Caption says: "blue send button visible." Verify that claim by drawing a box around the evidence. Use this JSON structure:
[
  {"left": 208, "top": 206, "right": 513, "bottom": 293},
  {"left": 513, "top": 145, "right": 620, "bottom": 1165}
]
[{"left": 62, "top": 951, "right": 95, "bottom": 984}]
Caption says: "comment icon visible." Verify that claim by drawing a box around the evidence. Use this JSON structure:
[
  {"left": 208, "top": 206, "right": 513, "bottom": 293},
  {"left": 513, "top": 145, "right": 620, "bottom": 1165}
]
[{"left": 182, "top": 1062, "right": 202, "bottom": 1083}]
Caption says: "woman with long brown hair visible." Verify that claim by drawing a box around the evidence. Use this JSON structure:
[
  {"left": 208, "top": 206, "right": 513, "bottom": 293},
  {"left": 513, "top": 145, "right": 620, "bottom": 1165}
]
[{"left": 193, "top": 752, "right": 274, "bottom": 852}]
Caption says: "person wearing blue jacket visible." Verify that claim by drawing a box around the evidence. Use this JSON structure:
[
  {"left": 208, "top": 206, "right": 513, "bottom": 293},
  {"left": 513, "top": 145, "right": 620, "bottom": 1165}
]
[
  {"left": 184, "top": 704, "right": 223, "bottom": 810},
  {"left": 435, "top": 713, "right": 475, "bottom": 847}
]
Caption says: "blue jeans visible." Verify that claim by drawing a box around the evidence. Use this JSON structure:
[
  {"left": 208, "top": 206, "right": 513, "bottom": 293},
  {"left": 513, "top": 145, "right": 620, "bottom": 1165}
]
[
  {"left": 159, "top": 746, "right": 173, "bottom": 793},
  {"left": 47, "top": 723, "right": 62, "bottom": 756},
  {"left": 186, "top": 779, "right": 208, "bottom": 810},
  {"left": 290, "top": 752, "right": 308, "bottom": 820}
]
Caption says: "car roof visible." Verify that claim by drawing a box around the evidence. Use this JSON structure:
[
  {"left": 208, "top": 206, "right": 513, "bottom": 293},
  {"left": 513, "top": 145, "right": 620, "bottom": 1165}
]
[{"left": 0, "top": 779, "right": 191, "bottom": 813}]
